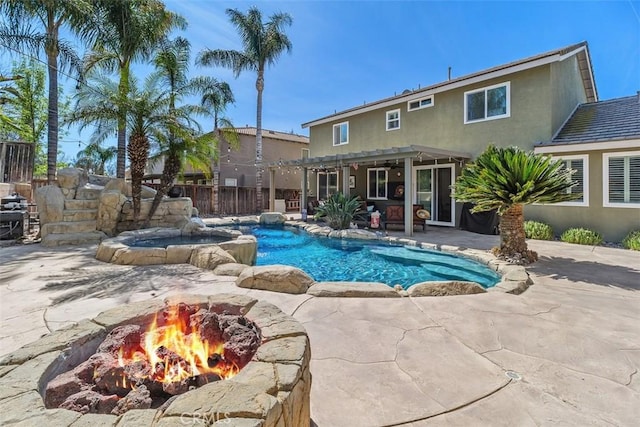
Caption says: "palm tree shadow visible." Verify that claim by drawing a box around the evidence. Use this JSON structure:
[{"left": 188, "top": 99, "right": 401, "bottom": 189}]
[
  {"left": 40, "top": 264, "right": 211, "bottom": 305},
  {"left": 529, "top": 256, "right": 640, "bottom": 290}
]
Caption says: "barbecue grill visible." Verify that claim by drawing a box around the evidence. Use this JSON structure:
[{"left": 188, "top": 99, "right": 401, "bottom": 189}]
[{"left": 0, "top": 193, "right": 29, "bottom": 239}]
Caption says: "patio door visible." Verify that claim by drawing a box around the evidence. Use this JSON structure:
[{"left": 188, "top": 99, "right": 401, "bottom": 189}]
[{"left": 414, "top": 164, "right": 455, "bottom": 226}]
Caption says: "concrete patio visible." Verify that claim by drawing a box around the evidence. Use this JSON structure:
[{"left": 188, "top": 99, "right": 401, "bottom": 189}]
[{"left": 1, "top": 226, "right": 639, "bottom": 426}]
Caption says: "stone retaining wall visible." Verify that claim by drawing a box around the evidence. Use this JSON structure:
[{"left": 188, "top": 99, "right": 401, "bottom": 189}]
[{"left": 0, "top": 294, "right": 311, "bottom": 427}]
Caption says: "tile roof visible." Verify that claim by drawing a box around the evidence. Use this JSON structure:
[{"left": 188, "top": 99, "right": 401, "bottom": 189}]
[
  {"left": 233, "top": 126, "right": 309, "bottom": 144},
  {"left": 543, "top": 95, "right": 640, "bottom": 145}
]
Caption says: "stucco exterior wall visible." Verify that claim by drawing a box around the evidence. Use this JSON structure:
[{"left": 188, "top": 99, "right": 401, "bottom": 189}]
[
  {"left": 550, "top": 56, "right": 588, "bottom": 136},
  {"left": 309, "top": 65, "right": 554, "bottom": 158},
  {"left": 219, "top": 133, "right": 307, "bottom": 190},
  {"left": 526, "top": 148, "right": 640, "bottom": 242}
]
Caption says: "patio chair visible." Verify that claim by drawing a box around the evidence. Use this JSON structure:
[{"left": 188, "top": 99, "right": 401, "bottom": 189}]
[{"left": 383, "top": 204, "right": 427, "bottom": 231}]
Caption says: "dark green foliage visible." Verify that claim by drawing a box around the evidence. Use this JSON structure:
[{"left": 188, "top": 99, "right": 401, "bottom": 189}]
[
  {"left": 622, "top": 230, "right": 640, "bottom": 251},
  {"left": 560, "top": 228, "right": 603, "bottom": 246},
  {"left": 524, "top": 220, "right": 554, "bottom": 240},
  {"left": 453, "top": 145, "right": 580, "bottom": 214},
  {"left": 314, "top": 193, "right": 362, "bottom": 230}
]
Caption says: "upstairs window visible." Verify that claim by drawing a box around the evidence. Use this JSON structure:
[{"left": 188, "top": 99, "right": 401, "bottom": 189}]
[
  {"left": 386, "top": 109, "right": 400, "bottom": 131},
  {"left": 603, "top": 151, "right": 640, "bottom": 208},
  {"left": 408, "top": 96, "right": 434, "bottom": 111},
  {"left": 367, "top": 168, "right": 388, "bottom": 199},
  {"left": 333, "top": 122, "right": 349, "bottom": 146},
  {"left": 554, "top": 155, "right": 588, "bottom": 206},
  {"left": 464, "top": 82, "right": 510, "bottom": 124}
]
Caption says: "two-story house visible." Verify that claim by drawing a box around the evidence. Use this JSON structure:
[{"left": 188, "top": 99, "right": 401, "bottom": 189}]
[{"left": 268, "top": 42, "right": 637, "bottom": 240}]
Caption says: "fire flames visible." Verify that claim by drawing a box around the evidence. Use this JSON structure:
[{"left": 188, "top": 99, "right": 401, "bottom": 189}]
[{"left": 105, "top": 305, "right": 239, "bottom": 391}]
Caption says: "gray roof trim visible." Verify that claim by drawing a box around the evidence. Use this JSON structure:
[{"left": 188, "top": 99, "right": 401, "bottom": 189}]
[{"left": 268, "top": 145, "right": 471, "bottom": 169}]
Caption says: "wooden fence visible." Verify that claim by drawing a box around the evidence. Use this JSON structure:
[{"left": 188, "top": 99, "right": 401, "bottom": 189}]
[{"left": 0, "top": 141, "right": 34, "bottom": 184}]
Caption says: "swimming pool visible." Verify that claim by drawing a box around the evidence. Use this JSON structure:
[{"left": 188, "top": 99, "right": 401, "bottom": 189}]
[{"left": 242, "top": 226, "right": 500, "bottom": 289}]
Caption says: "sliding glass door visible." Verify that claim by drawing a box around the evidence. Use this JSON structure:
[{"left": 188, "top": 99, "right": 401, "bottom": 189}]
[{"left": 414, "top": 164, "right": 455, "bottom": 226}]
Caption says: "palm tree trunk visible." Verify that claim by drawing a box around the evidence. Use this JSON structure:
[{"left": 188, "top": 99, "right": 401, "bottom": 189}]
[
  {"left": 498, "top": 204, "right": 529, "bottom": 257},
  {"left": 45, "top": 41, "right": 58, "bottom": 184},
  {"left": 128, "top": 133, "right": 149, "bottom": 221},
  {"left": 116, "top": 63, "right": 130, "bottom": 179},
  {"left": 212, "top": 131, "right": 220, "bottom": 214},
  {"left": 255, "top": 70, "right": 264, "bottom": 213}
]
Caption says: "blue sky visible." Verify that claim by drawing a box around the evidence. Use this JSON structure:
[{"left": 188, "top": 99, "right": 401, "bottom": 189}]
[{"left": 4, "top": 1, "right": 640, "bottom": 161}]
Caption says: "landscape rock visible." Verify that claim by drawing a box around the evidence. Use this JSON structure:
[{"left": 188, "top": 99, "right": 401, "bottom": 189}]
[
  {"left": 189, "top": 246, "right": 236, "bottom": 270},
  {"left": 260, "top": 212, "right": 286, "bottom": 225},
  {"left": 236, "top": 265, "right": 314, "bottom": 294},
  {"left": 407, "top": 280, "right": 486, "bottom": 296},
  {"left": 57, "top": 167, "right": 88, "bottom": 190},
  {"left": 307, "top": 281, "right": 400, "bottom": 297},
  {"left": 35, "top": 185, "right": 65, "bottom": 226},
  {"left": 218, "top": 238, "right": 257, "bottom": 266},
  {"left": 97, "top": 190, "right": 127, "bottom": 236}
]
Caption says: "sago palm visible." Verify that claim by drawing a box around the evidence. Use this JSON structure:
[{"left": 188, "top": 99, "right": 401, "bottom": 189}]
[
  {"left": 196, "top": 6, "right": 293, "bottom": 213},
  {"left": 453, "top": 145, "right": 580, "bottom": 263}
]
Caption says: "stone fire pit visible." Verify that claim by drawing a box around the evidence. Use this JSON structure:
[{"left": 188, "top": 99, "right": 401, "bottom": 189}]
[{"left": 0, "top": 294, "right": 311, "bottom": 426}]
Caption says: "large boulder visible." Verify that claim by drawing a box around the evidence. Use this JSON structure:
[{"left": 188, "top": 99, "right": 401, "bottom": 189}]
[
  {"left": 259, "top": 212, "right": 286, "bottom": 225},
  {"left": 35, "top": 185, "right": 64, "bottom": 226},
  {"left": 97, "top": 190, "right": 127, "bottom": 236},
  {"left": 407, "top": 281, "right": 486, "bottom": 297},
  {"left": 57, "top": 167, "right": 88, "bottom": 190},
  {"left": 218, "top": 236, "right": 257, "bottom": 266},
  {"left": 236, "top": 265, "right": 314, "bottom": 294},
  {"left": 189, "top": 245, "right": 236, "bottom": 270},
  {"left": 103, "top": 179, "right": 157, "bottom": 198}
]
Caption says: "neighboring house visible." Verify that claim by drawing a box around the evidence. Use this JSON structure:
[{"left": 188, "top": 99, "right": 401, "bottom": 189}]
[
  {"left": 531, "top": 94, "right": 640, "bottom": 241},
  {"left": 144, "top": 126, "right": 309, "bottom": 213},
  {"left": 271, "top": 42, "right": 599, "bottom": 236}
]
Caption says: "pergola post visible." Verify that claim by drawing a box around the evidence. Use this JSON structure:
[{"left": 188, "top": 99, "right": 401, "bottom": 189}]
[
  {"left": 404, "top": 156, "right": 413, "bottom": 236},
  {"left": 342, "top": 166, "right": 351, "bottom": 197},
  {"left": 269, "top": 168, "right": 276, "bottom": 212},
  {"left": 301, "top": 167, "right": 308, "bottom": 213}
]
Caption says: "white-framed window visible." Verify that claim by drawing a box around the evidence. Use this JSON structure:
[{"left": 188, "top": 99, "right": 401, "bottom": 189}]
[
  {"left": 553, "top": 155, "right": 589, "bottom": 206},
  {"left": 407, "top": 96, "right": 434, "bottom": 111},
  {"left": 386, "top": 109, "right": 400, "bottom": 131},
  {"left": 603, "top": 151, "right": 640, "bottom": 208},
  {"left": 464, "top": 81, "right": 510, "bottom": 124},
  {"left": 332, "top": 122, "right": 349, "bottom": 146},
  {"left": 367, "top": 168, "right": 388, "bottom": 199},
  {"left": 318, "top": 171, "right": 339, "bottom": 199}
]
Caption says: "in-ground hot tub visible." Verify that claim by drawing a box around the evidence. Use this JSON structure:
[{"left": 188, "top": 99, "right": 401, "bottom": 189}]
[{"left": 0, "top": 294, "right": 311, "bottom": 426}]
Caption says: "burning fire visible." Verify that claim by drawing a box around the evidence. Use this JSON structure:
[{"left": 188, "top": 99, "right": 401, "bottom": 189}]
[{"left": 105, "top": 305, "right": 240, "bottom": 390}]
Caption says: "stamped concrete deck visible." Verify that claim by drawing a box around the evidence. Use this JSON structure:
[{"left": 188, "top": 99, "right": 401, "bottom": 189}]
[{"left": 1, "top": 226, "right": 639, "bottom": 426}]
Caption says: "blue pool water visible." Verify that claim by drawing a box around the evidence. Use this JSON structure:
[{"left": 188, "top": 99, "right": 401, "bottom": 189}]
[
  {"left": 241, "top": 226, "right": 500, "bottom": 289},
  {"left": 131, "top": 235, "right": 230, "bottom": 248}
]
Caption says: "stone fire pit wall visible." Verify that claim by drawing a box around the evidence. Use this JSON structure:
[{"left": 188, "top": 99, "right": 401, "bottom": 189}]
[{"left": 0, "top": 294, "right": 311, "bottom": 427}]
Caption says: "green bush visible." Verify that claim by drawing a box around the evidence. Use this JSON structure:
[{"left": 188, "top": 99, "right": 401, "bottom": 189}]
[
  {"left": 622, "top": 230, "right": 640, "bottom": 251},
  {"left": 524, "top": 220, "right": 554, "bottom": 240},
  {"left": 560, "top": 227, "right": 603, "bottom": 246},
  {"left": 313, "top": 192, "right": 362, "bottom": 230}
]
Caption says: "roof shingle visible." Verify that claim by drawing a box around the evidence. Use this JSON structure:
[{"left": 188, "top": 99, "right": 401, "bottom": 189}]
[{"left": 547, "top": 95, "right": 640, "bottom": 145}]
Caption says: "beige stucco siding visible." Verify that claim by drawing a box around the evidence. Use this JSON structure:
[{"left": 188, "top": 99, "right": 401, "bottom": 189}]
[
  {"left": 310, "top": 65, "right": 554, "bottom": 158},
  {"left": 550, "top": 56, "right": 588, "bottom": 136},
  {"left": 526, "top": 148, "right": 640, "bottom": 242}
]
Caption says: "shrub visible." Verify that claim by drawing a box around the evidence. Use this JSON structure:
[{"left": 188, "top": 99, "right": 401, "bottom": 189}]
[
  {"left": 313, "top": 192, "right": 362, "bottom": 230},
  {"left": 622, "top": 230, "right": 640, "bottom": 251},
  {"left": 524, "top": 220, "right": 554, "bottom": 240},
  {"left": 560, "top": 228, "right": 603, "bottom": 246}
]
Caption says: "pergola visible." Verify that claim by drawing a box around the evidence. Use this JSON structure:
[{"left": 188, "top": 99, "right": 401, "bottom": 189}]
[{"left": 267, "top": 145, "right": 471, "bottom": 236}]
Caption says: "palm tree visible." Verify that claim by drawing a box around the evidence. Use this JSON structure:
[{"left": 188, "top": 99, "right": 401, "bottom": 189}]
[
  {"left": 0, "top": 0, "right": 91, "bottom": 183},
  {"left": 74, "top": 140, "right": 117, "bottom": 175},
  {"left": 190, "top": 75, "right": 235, "bottom": 214},
  {"left": 86, "top": 0, "right": 185, "bottom": 179},
  {"left": 453, "top": 145, "right": 580, "bottom": 264},
  {"left": 196, "top": 6, "right": 293, "bottom": 213}
]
